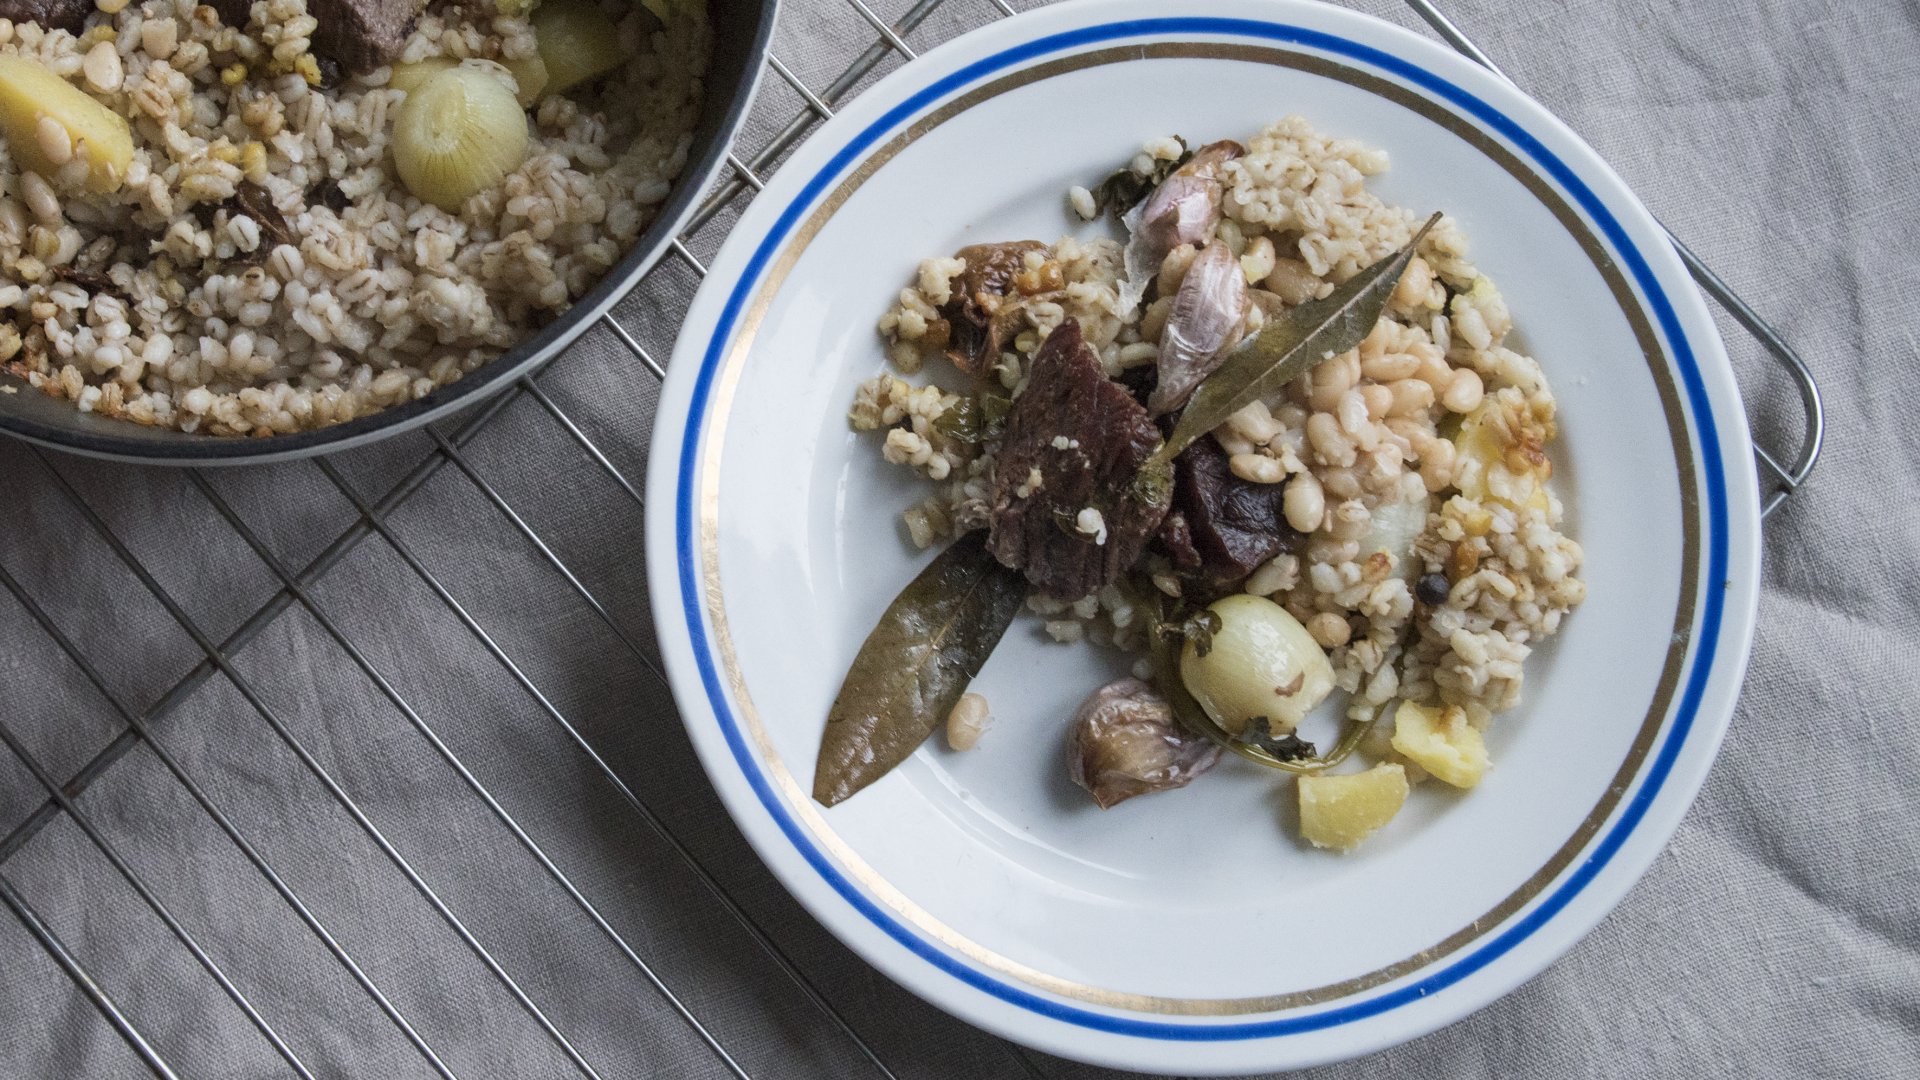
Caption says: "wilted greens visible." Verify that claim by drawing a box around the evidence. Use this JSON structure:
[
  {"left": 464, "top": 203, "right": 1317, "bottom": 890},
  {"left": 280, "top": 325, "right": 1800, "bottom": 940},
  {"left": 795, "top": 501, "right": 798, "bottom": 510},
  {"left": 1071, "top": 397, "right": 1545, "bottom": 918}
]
[{"left": 1085, "top": 136, "right": 1191, "bottom": 220}]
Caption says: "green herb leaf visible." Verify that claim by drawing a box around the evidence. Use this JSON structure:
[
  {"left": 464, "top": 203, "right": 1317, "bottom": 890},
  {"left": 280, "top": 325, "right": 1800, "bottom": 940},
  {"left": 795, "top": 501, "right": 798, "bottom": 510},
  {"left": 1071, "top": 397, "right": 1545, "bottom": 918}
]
[
  {"left": 1151, "top": 213, "right": 1442, "bottom": 467},
  {"left": 813, "top": 532, "right": 1028, "bottom": 806},
  {"left": 930, "top": 397, "right": 981, "bottom": 443},
  {"left": 1236, "top": 716, "right": 1316, "bottom": 761},
  {"left": 931, "top": 392, "right": 1011, "bottom": 446}
]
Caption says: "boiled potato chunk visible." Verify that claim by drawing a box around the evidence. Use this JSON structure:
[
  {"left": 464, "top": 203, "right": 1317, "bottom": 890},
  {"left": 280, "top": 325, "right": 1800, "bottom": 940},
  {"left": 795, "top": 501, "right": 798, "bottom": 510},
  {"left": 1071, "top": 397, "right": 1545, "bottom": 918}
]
[
  {"left": 1179, "top": 594, "right": 1334, "bottom": 736},
  {"left": 1298, "top": 763, "right": 1409, "bottom": 851},
  {"left": 1390, "top": 701, "right": 1488, "bottom": 788},
  {"left": 1452, "top": 390, "right": 1551, "bottom": 513},
  {"left": 0, "top": 56, "right": 133, "bottom": 193}
]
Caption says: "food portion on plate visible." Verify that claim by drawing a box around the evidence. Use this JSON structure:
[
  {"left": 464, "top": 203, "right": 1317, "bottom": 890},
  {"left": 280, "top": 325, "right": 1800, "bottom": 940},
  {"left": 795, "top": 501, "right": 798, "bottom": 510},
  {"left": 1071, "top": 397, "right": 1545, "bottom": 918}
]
[
  {"left": 0, "top": 0, "right": 705, "bottom": 435},
  {"left": 819, "top": 115, "right": 1586, "bottom": 851}
]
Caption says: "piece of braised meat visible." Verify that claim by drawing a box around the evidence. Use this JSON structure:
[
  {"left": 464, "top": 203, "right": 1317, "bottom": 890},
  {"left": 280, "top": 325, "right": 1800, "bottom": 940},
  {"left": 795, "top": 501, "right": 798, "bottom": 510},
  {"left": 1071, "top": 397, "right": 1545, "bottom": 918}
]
[
  {"left": 212, "top": 0, "right": 423, "bottom": 73},
  {"left": 986, "top": 319, "right": 1170, "bottom": 600},
  {"left": 1068, "top": 678, "right": 1220, "bottom": 809},
  {"left": 0, "top": 0, "right": 92, "bottom": 32},
  {"left": 1168, "top": 434, "right": 1299, "bottom": 591},
  {"left": 940, "top": 240, "right": 1050, "bottom": 378}
]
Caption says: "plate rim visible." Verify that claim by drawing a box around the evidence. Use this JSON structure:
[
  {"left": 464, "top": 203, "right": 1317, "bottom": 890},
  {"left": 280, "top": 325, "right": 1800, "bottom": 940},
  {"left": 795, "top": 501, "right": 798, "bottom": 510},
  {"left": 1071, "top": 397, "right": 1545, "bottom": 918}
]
[{"left": 646, "top": 0, "right": 1762, "bottom": 1071}]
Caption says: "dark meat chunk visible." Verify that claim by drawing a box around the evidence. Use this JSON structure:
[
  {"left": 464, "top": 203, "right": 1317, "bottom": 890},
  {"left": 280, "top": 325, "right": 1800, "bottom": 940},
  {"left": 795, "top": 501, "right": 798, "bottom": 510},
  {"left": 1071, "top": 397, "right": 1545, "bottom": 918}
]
[
  {"left": 309, "top": 0, "right": 424, "bottom": 74},
  {"left": 1156, "top": 510, "right": 1203, "bottom": 572},
  {"left": 1068, "top": 678, "right": 1219, "bottom": 810},
  {"left": 1170, "top": 434, "right": 1299, "bottom": 590},
  {"left": 0, "top": 0, "right": 93, "bottom": 32},
  {"left": 987, "top": 319, "right": 1170, "bottom": 600},
  {"left": 1113, "top": 356, "right": 1158, "bottom": 410},
  {"left": 940, "top": 240, "right": 1049, "bottom": 378},
  {"left": 212, "top": 0, "right": 422, "bottom": 72}
]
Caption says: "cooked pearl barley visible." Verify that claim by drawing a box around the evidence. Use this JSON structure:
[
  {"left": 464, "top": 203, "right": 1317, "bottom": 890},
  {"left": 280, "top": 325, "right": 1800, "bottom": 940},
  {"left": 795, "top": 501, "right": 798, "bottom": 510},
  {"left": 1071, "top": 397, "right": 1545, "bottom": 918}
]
[
  {"left": 1230, "top": 452, "right": 1286, "bottom": 484},
  {"left": 140, "top": 18, "right": 176, "bottom": 58},
  {"left": 1443, "top": 367, "right": 1485, "bottom": 413},
  {"left": 1240, "top": 235, "right": 1275, "bottom": 285},
  {"left": 83, "top": 42, "right": 122, "bottom": 93},
  {"left": 1245, "top": 554, "right": 1298, "bottom": 597},
  {"left": 1336, "top": 388, "right": 1370, "bottom": 434},
  {"left": 1284, "top": 470, "right": 1326, "bottom": 532},
  {"left": 1140, "top": 296, "right": 1173, "bottom": 342},
  {"left": 20, "top": 172, "right": 59, "bottom": 223},
  {"left": 946, "top": 693, "right": 990, "bottom": 751},
  {"left": 1307, "top": 611, "right": 1351, "bottom": 648},
  {"left": 1157, "top": 243, "right": 1199, "bottom": 296},
  {"left": 1068, "top": 184, "right": 1096, "bottom": 220},
  {"left": 35, "top": 116, "right": 72, "bottom": 166}
]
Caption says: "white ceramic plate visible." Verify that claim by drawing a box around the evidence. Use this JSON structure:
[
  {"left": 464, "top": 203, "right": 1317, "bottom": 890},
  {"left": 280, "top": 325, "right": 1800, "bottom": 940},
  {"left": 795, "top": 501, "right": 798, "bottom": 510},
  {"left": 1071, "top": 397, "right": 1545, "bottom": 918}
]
[{"left": 645, "top": 0, "right": 1761, "bottom": 1071}]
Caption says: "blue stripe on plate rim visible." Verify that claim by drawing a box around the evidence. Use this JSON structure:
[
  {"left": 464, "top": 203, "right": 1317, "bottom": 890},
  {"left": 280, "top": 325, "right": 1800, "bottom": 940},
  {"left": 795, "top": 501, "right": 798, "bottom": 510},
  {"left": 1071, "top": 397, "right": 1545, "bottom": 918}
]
[{"left": 672, "top": 15, "right": 1729, "bottom": 1041}]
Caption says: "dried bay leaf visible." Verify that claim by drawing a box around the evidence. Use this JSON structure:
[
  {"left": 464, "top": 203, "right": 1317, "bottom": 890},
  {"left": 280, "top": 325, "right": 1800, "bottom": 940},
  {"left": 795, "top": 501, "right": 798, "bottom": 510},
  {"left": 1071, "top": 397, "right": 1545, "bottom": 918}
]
[{"left": 813, "top": 531, "right": 1027, "bottom": 807}]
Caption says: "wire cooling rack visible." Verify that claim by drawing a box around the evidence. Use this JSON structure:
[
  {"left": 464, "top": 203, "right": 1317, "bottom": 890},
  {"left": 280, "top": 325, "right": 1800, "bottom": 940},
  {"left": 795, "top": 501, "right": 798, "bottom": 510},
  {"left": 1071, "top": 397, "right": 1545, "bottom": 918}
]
[{"left": 0, "top": 1, "right": 1825, "bottom": 1077}]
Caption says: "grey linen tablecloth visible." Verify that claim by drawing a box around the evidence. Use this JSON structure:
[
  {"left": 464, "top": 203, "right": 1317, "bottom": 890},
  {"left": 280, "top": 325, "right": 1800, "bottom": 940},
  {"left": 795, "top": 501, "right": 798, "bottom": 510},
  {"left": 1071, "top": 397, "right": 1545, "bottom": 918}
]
[{"left": 1, "top": 0, "right": 1913, "bottom": 1077}]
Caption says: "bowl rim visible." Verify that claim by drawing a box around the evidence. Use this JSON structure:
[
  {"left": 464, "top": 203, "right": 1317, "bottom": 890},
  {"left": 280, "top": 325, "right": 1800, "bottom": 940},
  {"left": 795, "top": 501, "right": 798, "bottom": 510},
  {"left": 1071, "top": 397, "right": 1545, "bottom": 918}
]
[{"left": 0, "top": 0, "right": 781, "bottom": 467}]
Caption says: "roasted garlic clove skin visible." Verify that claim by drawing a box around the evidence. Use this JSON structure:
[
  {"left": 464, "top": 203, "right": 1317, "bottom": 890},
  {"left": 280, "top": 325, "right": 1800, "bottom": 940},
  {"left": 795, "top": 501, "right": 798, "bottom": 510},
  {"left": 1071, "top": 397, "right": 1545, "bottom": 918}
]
[{"left": 1068, "top": 678, "right": 1220, "bottom": 809}]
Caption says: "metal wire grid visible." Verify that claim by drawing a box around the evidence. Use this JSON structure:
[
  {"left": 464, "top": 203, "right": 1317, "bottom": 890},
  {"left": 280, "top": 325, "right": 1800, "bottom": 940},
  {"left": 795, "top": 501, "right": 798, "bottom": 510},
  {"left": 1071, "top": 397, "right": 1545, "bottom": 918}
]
[{"left": 0, "top": 1, "right": 1825, "bottom": 1077}]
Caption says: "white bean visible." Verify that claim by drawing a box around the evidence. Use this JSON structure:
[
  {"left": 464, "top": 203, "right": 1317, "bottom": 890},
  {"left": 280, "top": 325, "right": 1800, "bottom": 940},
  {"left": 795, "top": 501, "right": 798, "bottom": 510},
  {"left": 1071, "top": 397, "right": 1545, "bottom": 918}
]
[
  {"left": 1361, "top": 349, "right": 1421, "bottom": 382},
  {"left": 1419, "top": 438, "right": 1457, "bottom": 492},
  {"left": 1225, "top": 400, "right": 1282, "bottom": 445},
  {"left": 1442, "top": 368, "right": 1485, "bottom": 413},
  {"left": 1360, "top": 383, "right": 1392, "bottom": 420},
  {"left": 1306, "top": 412, "right": 1355, "bottom": 467},
  {"left": 1284, "top": 470, "right": 1326, "bottom": 532},
  {"left": 1387, "top": 378, "right": 1435, "bottom": 417},
  {"left": 20, "top": 172, "right": 60, "bottom": 224},
  {"left": 946, "top": 693, "right": 990, "bottom": 751},
  {"left": 1230, "top": 452, "right": 1286, "bottom": 485}
]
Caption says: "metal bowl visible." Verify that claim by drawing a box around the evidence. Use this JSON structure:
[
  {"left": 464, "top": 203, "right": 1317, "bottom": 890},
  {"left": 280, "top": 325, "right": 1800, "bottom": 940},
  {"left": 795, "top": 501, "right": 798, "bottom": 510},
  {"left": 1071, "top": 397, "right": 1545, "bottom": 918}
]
[{"left": 0, "top": 0, "right": 779, "bottom": 466}]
